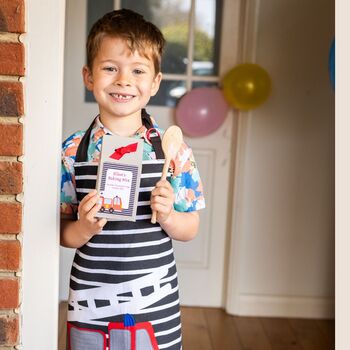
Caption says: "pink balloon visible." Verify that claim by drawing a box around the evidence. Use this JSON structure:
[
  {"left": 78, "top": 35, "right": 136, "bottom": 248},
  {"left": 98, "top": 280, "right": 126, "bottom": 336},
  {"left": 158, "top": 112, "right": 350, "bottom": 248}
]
[{"left": 175, "top": 87, "right": 229, "bottom": 137}]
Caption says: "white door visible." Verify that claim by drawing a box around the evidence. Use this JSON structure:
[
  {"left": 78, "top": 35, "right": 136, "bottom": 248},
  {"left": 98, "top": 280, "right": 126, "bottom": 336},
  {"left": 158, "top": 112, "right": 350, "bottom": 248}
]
[{"left": 60, "top": 0, "right": 241, "bottom": 307}]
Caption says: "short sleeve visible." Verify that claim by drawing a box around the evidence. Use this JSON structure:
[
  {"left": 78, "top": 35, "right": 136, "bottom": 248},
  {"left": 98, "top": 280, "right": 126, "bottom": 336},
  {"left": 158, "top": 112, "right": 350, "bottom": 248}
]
[
  {"left": 169, "top": 142, "right": 205, "bottom": 212},
  {"left": 60, "top": 132, "right": 84, "bottom": 218}
]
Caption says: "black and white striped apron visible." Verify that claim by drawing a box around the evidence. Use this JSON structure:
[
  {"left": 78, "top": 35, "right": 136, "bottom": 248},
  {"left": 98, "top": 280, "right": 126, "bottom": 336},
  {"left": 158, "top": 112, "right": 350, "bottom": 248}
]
[{"left": 67, "top": 112, "right": 182, "bottom": 350}]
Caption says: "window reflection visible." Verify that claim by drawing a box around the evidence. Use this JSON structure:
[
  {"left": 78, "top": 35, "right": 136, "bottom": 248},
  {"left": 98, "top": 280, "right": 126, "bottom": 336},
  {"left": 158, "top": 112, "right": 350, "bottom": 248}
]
[
  {"left": 150, "top": 80, "right": 187, "bottom": 107},
  {"left": 192, "top": 81, "right": 218, "bottom": 89},
  {"left": 194, "top": 0, "right": 222, "bottom": 76}
]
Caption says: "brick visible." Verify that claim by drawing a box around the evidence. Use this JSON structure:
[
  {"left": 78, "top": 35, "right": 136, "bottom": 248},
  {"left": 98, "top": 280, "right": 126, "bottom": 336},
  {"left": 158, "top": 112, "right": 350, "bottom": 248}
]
[
  {"left": 0, "top": 278, "right": 19, "bottom": 308},
  {"left": 0, "top": 123, "right": 23, "bottom": 156},
  {"left": 0, "top": 0, "right": 24, "bottom": 33},
  {"left": 0, "top": 162, "right": 22, "bottom": 194},
  {"left": 0, "top": 42, "right": 24, "bottom": 76},
  {"left": 0, "top": 203, "right": 21, "bottom": 234},
  {"left": 0, "top": 241, "right": 20, "bottom": 271},
  {"left": 0, "top": 315, "right": 19, "bottom": 346},
  {"left": 0, "top": 82, "right": 24, "bottom": 116}
]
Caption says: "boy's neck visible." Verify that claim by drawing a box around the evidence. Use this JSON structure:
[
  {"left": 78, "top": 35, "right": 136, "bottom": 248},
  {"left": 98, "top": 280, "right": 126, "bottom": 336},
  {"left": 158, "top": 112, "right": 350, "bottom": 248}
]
[{"left": 99, "top": 112, "right": 143, "bottom": 137}]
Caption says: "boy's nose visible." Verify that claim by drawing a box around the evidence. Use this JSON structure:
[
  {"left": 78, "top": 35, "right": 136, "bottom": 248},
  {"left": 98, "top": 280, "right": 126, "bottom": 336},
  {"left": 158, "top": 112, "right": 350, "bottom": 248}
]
[{"left": 114, "top": 72, "right": 131, "bottom": 87}]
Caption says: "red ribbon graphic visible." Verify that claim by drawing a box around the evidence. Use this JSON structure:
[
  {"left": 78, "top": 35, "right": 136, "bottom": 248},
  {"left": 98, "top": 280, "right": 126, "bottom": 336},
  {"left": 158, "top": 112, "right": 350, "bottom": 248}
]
[{"left": 109, "top": 142, "right": 138, "bottom": 160}]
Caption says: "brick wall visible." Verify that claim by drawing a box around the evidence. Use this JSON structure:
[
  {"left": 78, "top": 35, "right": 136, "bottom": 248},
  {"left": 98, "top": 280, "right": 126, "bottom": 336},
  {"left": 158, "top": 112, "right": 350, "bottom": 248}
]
[{"left": 0, "top": 0, "right": 25, "bottom": 348}]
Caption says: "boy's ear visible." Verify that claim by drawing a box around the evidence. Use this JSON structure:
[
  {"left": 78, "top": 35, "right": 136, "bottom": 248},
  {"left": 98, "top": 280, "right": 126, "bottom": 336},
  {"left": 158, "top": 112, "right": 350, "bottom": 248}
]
[
  {"left": 150, "top": 72, "right": 162, "bottom": 97},
  {"left": 82, "top": 65, "right": 94, "bottom": 91}
]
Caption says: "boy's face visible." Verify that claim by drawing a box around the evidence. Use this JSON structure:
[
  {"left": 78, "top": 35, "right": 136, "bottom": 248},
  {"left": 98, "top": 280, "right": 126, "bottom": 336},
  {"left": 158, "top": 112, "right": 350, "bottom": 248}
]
[{"left": 83, "top": 36, "right": 162, "bottom": 122}]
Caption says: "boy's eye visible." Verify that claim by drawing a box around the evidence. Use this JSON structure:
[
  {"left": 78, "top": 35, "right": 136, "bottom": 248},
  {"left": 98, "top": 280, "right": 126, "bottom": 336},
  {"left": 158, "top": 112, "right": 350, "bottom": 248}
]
[
  {"left": 103, "top": 67, "right": 117, "bottom": 72},
  {"left": 133, "top": 69, "right": 145, "bottom": 75}
]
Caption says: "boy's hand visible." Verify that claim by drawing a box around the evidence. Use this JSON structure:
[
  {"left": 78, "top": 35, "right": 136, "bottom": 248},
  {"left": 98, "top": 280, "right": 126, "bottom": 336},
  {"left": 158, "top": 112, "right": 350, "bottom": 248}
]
[
  {"left": 150, "top": 180, "right": 175, "bottom": 224},
  {"left": 77, "top": 189, "right": 107, "bottom": 240}
]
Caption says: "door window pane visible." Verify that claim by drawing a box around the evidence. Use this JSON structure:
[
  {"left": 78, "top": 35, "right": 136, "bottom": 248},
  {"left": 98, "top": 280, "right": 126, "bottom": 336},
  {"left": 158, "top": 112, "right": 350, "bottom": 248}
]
[
  {"left": 150, "top": 80, "right": 187, "bottom": 107},
  {"left": 121, "top": 0, "right": 191, "bottom": 74},
  {"left": 192, "top": 81, "right": 218, "bottom": 89},
  {"left": 193, "top": 0, "right": 222, "bottom": 76}
]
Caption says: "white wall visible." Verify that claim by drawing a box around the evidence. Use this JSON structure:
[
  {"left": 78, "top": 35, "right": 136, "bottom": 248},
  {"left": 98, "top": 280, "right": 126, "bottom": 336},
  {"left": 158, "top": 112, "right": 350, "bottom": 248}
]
[
  {"left": 227, "top": 0, "right": 334, "bottom": 318},
  {"left": 23, "top": 0, "right": 65, "bottom": 348}
]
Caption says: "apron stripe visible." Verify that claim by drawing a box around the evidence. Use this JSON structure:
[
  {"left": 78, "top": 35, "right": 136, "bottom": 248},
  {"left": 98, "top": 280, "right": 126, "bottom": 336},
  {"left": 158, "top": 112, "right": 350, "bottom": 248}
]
[
  {"left": 86, "top": 236, "right": 170, "bottom": 248},
  {"left": 158, "top": 336, "right": 182, "bottom": 349},
  {"left": 150, "top": 311, "right": 181, "bottom": 326},
  {"left": 90, "top": 231, "right": 165, "bottom": 244},
  {"left": 92, "top": 226, "right": 162, "bottom": 236},
  {"left": 70, "top": 269, "right": 150, "bottom": 285},
  {"left": 80, "top": 240, "right": 172, "bottom": 257},
  {"left": 72, "top": 260, "right": 176, "bottom": 275},
  {"left": 156, "top": 324, "right": 182, "bottom": 337},
  {"left": 73, "top": 250, "right": 175, "bottom": 271},
  {"left": 76, "top": 247, "right": 174, "bottom": 261},
  {"left": 102, "top": 220, "right": 166, "bottom": 230}
]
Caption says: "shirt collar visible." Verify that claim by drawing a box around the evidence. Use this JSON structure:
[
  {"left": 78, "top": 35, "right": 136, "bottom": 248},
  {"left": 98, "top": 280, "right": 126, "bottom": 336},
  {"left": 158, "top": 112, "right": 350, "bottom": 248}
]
[{"left": 90, "top": 115, "right": 149, "bottom": 143}]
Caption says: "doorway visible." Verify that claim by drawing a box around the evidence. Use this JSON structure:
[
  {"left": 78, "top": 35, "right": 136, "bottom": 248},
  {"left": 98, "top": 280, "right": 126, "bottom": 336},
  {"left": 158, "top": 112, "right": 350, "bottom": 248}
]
[{"left": 59, "top": 0, "right": 241, "bottom": 308}]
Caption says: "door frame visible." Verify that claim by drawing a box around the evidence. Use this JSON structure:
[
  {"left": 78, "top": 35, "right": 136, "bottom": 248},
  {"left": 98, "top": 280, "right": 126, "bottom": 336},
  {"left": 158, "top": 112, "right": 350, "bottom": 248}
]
[
  {"left": 22, "top": 0, "right": 66, "bottom": 348},
  {"left": 225, "top": 0, "right": 261, "bottom": 315}
]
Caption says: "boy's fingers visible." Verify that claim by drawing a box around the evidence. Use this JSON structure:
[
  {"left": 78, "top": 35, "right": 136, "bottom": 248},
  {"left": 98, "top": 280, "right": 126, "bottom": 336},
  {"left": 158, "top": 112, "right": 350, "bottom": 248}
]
[
  {"left": 79, "top": 190, "right": 97, "bottom": 208},
  {"left": 152, "top": 201, "right": 172, "bottom": 215},
  {"left": 81, "top": 190, "right": 97, "bottom": 203},
  {"left": 97, "top": 218, "right": 107, "bottom": 229},
  {"left": 155, "top": 180, "right": 172, "bottom": 189},
  {"left": 151, "top": 194, "right": 171, "bottom": 206},
  {"left": 152, "top": 186, "right": 174, "bottom": 201},
  {"left": 153, "top": 184, "right": 170, "bottom": 194},
  {"left": 86, "top": 202, "right": 102, "bottom": 220},
  {"left": 80, "top": 194, "right": 99, "bottom": 214}
]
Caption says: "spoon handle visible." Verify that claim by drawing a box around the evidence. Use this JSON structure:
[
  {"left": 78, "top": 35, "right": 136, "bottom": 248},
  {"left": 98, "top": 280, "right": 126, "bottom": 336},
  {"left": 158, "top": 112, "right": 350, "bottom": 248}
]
[{"left": 151, "top": 157, "right": 171, "bottom": 224}]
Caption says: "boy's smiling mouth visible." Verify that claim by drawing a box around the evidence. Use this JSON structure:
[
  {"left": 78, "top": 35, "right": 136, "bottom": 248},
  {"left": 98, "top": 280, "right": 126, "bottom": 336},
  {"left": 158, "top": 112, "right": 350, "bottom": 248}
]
[{"left": 109, "top": 92, "right": 135, "bottom": 102}]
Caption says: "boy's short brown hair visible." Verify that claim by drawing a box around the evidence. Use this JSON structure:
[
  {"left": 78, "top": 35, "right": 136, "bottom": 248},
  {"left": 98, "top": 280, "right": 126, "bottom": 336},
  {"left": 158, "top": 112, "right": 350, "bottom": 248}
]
[{"left": 86, "top": 9, "right": 165, "bottom": 74}]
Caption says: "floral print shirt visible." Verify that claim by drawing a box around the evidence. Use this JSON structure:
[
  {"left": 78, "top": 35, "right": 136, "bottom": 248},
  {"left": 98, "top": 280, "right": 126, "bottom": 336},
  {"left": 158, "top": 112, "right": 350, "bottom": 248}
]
[{"left": 61, "top": 116, "right": 205, "bottom": 217}]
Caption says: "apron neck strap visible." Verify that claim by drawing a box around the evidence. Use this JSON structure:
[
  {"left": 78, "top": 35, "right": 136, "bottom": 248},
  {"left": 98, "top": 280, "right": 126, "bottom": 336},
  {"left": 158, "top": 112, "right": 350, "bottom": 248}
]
[
  {"left": 75, "top": 109, "right": 164, "bottom": 163},
  {"left": 141, "top": 109, "right": 165, "bottom": 159}
]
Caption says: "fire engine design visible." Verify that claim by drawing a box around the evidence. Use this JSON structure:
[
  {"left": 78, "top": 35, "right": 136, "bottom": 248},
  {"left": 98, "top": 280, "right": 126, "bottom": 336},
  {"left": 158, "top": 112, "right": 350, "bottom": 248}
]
[
  {"left": 68, "top": 314, "right": 159, "bottom": 350},
  {"left": 100, "top": 195, "right": 122, "bottom": 213}
]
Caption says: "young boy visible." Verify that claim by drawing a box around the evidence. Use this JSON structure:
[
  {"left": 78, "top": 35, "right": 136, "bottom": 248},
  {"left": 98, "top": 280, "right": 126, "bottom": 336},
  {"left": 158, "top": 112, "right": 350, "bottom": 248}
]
[{"left": 61, "top": 9, "right": 205, "bottom": 350}]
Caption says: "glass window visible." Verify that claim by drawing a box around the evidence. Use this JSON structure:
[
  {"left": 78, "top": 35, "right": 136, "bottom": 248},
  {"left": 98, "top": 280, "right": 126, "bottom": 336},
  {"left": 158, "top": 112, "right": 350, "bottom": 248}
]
[
  {"left": 193, "top": 0, "right": 222, "bottom": 76},
  {"left": 150, "top": 80, "right": 187, "bottom": 108}
]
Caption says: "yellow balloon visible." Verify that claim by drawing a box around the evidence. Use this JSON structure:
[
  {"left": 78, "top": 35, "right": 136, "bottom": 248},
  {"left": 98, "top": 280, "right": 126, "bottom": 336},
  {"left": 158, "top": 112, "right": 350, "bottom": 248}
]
[{"left": 222, "top": 63, "right": 272, "bottom": 110}]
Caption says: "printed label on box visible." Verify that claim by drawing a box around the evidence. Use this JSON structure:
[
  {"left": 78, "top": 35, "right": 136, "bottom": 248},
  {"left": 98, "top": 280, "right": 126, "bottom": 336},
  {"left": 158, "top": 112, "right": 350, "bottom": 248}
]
[{"left": 95, "top": 135, "right": 143, "bottom": 221}]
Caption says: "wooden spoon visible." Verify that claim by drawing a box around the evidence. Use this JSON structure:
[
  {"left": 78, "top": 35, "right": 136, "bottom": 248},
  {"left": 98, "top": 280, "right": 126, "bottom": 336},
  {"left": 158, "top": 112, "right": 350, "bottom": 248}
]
[{"left": 151, "top": 125, "right": 183, "bottom": 224}]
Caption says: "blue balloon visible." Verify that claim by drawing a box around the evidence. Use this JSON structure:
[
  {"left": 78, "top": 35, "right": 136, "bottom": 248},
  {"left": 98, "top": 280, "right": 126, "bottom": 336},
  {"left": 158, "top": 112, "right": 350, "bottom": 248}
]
[{"left": 329, "top": 38, "right": 335, "bottom": 90}]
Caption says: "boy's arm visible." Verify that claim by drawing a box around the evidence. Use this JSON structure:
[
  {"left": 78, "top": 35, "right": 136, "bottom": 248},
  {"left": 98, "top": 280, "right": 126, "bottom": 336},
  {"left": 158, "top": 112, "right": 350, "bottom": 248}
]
[
  {"left": 60, "top": 218, "right": 95, "bottom": 248},
  {"left": 159, "top": 210, "right": 199, "bottom": 241}
]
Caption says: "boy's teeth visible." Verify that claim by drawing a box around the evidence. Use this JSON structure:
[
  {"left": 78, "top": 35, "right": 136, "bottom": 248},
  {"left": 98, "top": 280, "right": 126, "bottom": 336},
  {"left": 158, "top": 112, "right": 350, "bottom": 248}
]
[{"left": 111, "top": 93, "right": 132, "bottom": 100}]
